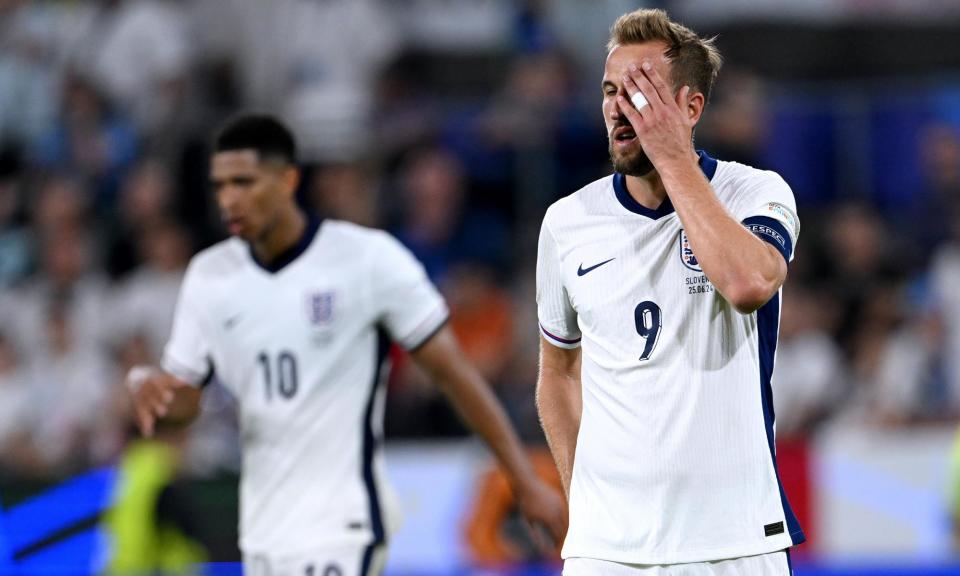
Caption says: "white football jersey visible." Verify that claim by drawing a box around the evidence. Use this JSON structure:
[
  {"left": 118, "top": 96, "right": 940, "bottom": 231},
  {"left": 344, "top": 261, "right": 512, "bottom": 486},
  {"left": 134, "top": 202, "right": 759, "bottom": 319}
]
[
  {"left": 537, "top": 152, "right": 805, "bottom": 564},
  {"left": 162, "top": 219, "right": 448, "bottom": 556}
]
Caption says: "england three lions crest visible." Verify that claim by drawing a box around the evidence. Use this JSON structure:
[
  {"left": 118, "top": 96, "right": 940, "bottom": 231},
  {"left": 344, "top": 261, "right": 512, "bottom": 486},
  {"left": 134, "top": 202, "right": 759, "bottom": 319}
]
[
  {"left": 306, "top": 291, "right": 335, "bottom": 327},
  {"left": 679, "top": 230, "right": 702, "bottom": 272}
]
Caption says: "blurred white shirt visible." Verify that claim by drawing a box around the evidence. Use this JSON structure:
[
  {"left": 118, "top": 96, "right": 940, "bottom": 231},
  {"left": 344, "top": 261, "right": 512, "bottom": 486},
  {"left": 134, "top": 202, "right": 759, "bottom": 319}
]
[
  {"left": 195, "top": 0, "right": 399, "bottom": 162},
  {"left": 773, "top": 331, "right": 846, "bottom": 436}
]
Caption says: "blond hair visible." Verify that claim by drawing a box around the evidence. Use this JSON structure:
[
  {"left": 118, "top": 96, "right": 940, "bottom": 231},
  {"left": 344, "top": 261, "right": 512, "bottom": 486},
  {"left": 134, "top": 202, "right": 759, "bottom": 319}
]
[{"left": 608, "top": 9, "right": 722, "bottom": 104}]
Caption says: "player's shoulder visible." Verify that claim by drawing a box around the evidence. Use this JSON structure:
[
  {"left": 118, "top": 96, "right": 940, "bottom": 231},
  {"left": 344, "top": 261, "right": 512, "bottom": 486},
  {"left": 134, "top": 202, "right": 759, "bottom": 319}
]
[
  {"left": 185, "top": 237, "right": 248, "bottom": 279},
  {"left": 321, "top": 220, "right": 429, "bottom": 287},
  {"left": 713, "top": 157, "right": 791, "bottom": 196},
  {"left": 320, "top": 219, "right": 406, "bottom": 254},
  {"left": 543, "top": 173, "right": 617, "bottom": 227},
  {"left": 321, "top": 218, "right": 386, "bottom": 242}
]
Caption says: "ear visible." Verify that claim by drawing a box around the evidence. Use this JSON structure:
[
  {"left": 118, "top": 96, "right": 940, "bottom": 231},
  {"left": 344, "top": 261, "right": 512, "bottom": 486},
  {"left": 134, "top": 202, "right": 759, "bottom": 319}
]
[
  {"left": 282, "top": 165, "right": 301, "bottom": 198},
  {"left": 682, "top": 90, "right": 706, "bottom": 127}
]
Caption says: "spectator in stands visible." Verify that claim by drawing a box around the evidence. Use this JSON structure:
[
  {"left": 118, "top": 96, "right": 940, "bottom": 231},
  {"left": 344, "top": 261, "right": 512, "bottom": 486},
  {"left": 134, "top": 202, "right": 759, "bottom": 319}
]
[
  {"left": 833, "top": 279, "right": 945, "bottom": 427},
  {"left": 1, "top": 185, "right": 119, "bottom": 473},
  {"left": 910, "top": 123, "right": 960, "bottom": 255},
  {"left": 0, "top": 1, "right": 59, "bottom": 149},
  {"left": 23, "top": 282, "right": 117, "bottom": 473},
  {"left": 814, "top": 201, "right": 906, "bottom": 354},
  {"left": 114, "top": 220, "right": 192, "bottom": 364},
  {"left": 445, "top": 262, "right": 515, "bottom": 385},
  {"left": 540, "top": 0, "right": 642, "bottom": 78},
  {"left": 106, "top": 157, "right": 177, "bottom": 277},
  {"left": 0, "top": 150, "right": 30, "bottom": 287},
  {"left": 928, "top": 201, "right": 960, "bottom": 416},
  {"left": 31, "top": 172, "right": 90, "bottom": 240},
  {"left": 393, "top": 146, "right": 508, "bottom": 286},
  {"left": 370, "top": 55, "right": 446, "bottom": 167},
  {"left": 696, "top": 68, "right": 770, "bottom": 168},
  {"left": 31, "top": 73, "right": 138, "bottom": 209},
  {"left": 774, "top": 285, "right": 849, "bottom": 437},
  {"left": 444, "top": 49, "right": 604, "bottom": 218},
  {"left": 194, "top": 0, "right": 399, "bottom": 163},
  {"left": 0, "top": 331, "right": 34, "bottom": 476},
  {"left": 76, "top": 0, "right": 194, "bottom": 142},
  {"left": 12, "top": 183, "right": 106, "bottom": 351},
  {"left": 309, "top": 162, "right": 381, "bottom": 228}
]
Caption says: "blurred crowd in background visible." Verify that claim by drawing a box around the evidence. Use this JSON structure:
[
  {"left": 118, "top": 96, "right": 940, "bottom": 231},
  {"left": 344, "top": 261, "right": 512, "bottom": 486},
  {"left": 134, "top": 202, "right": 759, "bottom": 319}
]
[{"left": 0, "top": 0, "right": 959, "bottom": 485}]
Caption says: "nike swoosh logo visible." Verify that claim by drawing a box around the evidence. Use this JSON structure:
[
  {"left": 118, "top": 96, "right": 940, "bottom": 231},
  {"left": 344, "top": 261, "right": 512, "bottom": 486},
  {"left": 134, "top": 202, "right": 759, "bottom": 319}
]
[
  {"left": 224, "top": 315, "right": 242, "bottom": 330},
  {"left": 577, "top": 258, "right": 615, "bottom": 276}
]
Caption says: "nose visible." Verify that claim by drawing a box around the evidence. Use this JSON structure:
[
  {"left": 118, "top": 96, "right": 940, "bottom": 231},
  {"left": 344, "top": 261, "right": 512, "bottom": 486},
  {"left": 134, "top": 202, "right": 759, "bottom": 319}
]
[
  {"left": 610, "top": 102, "right": 622, "bottom": 120},
  {"left": 608, "top": 105, "right": 625, "bottom": 131},
  {"left": 608, "top": 88, "right": 626, "bottom": 120},
  {"left": 217, "top": 185, "right": 241, "bottom": 214}
]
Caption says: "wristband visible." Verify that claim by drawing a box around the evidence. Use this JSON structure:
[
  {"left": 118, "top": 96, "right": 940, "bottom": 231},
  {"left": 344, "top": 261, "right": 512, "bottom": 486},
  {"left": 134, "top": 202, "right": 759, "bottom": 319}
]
[{"left": 125, "top": 365, "right": 159, "bottom": 393}]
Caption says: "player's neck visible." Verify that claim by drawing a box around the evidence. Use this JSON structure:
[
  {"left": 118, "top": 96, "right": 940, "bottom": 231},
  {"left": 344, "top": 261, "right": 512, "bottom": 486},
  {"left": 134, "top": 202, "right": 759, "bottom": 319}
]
[
  {"left": 624, "top": 170, "right": 668, "bottom": 210},
  {"left": 252, "top": 208, "right": 307, "bottom": 264}
]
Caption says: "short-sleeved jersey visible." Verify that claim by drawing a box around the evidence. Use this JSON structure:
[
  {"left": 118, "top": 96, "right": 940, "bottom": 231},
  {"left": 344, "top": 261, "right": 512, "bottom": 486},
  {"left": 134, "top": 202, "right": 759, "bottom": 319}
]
[
  {"left": 536, "top": 152, "right": 804, "bottom": 564},
  {"left": 162, "top": 219, "right": 448, "bottom": 556}
]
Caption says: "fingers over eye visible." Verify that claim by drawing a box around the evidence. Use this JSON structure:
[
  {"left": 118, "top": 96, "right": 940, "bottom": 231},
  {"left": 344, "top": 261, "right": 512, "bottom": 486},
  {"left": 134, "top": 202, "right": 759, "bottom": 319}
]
[
  {"left": 616, "top": 96, "right": 644, "bottom": 122},
  {"left": 640, "top": 61, "right": 671, "bottom": 103},
  {"left": 632, "top": 71, "right": 665, "bottom": 108}
]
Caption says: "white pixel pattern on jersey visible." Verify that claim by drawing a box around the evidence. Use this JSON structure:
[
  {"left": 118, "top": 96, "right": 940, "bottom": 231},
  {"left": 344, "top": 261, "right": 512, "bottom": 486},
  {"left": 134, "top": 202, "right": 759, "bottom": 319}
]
[
  {"left": 537, "top": 152, "right": 804, "bottom": 564},
  {"left": 163, "top": 220, "right": 448, "bottom": 556}
]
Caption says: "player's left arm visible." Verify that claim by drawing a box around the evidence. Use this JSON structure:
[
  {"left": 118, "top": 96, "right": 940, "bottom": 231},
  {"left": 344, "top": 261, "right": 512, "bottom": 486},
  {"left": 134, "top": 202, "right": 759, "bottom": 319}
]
[
  {"left": 411, "top": 326, "right": 568, "bottom": 546},
  {"left": 619, "top": 61, "right": 787, "bottom": 314},
  {"left": 372, "top": 230, "right": 567, "bottom": 546}
]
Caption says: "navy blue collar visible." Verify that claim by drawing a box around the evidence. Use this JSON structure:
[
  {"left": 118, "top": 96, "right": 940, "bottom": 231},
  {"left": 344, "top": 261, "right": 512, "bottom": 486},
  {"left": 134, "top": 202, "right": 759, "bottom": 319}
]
[
  {"left": 613, "top": 150, "right": 718, "bottom": 220},
  {"left": 249, "top": 216, "right": 322, "bottom": 274}
]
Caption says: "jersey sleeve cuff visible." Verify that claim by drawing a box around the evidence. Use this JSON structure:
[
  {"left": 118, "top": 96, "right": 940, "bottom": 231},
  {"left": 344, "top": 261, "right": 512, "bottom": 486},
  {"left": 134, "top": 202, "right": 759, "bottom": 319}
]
[
  {"left": 398, "top": 304, "right": 450, "bottom": 351},
  {"left": 742, "top": 216, "right": 793, "bottom": 263},
  {"left": 539, "top": 323, "right": 582, "bottom": 349},
  {"left": 161, "top": 354, "right": 210, "bottom": 388}
]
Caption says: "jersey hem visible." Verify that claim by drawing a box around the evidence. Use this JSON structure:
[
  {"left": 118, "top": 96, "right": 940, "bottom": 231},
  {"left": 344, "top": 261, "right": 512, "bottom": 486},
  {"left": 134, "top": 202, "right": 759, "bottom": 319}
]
[
  {"left": 240, "top": 534, "right": 387, "bottom": 557},
  {"left": 560, "top": 535, "right": 797, "bottom": 565}
]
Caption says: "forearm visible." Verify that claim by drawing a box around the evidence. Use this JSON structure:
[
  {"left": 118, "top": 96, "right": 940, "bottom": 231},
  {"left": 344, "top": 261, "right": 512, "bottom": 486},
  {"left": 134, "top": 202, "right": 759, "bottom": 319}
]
[
  {"left": 438, "top": 365, "right": 537, "bottom": 489},
  {"left": 660, "top": 158, "right": 784, "bottom": 312},
  {"left": 413, "top": 330, "right": 537, "bottom": 491},
  {"left": 536, "top": 373, "right": 581, "bottom": 498},
  {"left": 421, "top": 334, "right": 568, "bottom": 543}
]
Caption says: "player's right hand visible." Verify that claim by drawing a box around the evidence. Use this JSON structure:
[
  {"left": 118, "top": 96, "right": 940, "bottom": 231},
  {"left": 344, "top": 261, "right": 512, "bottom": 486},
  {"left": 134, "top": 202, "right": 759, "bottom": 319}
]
[
  {"left": 125, "top": 366, "right": 190, "bottom": 438},
  {"left": 514, "top": 476, "right": 568, "bottom": 556}
]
